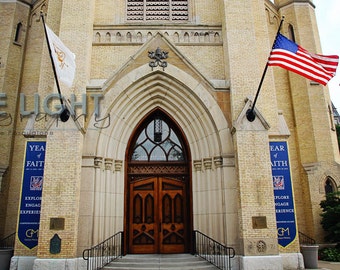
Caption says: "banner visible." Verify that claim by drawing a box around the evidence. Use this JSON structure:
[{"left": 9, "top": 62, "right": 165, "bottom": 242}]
[
  {"left": 269, "top": 141, "right": 297, "bottom": 248},
  {"left": 18, "top": 141, "right": 46, "bottom": 249}
]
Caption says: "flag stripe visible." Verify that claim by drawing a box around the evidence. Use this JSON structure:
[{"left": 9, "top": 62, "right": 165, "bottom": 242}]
[
  {"left": 299, "top": 49, "right": 338, "bottom": 72},
  {"left": 268, "top": 33, "right": 339, "bottom": 86},
  {"left": 269, "top": 49, "right": 334, "bottom": 85},
  {"left": 269, "top": 49, "right": 334, "bottom": 80},
  {"left": 270, "top": 49, "right": 334, "bottom": 77},
  {"left": 268, "top": 59, "right": 330, "bottom": 85},
  {"left": 302, "top": 50, "right": 338, "bottom": 73}
]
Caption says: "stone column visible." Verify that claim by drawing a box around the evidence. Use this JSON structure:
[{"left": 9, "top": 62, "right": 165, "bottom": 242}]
[
  {"left": 104, "top": 158, "right": 113, "bottom": 239},
  {"left": 93, "top": 156, "right": 104, "bottom": 243},
  {"left": 114, "top": 160, "right": 124, "bottom": 231},
  {"left": 203, "top": 158, "right": 213, "bottom": 236},
  {"left": 78, "top": 156, "right": 96, "bottom": 255},
  {"left": 193, "top": 160, "right": 202, "bottom": 230},
  {"left": 213, "top": 156, "right": 225, "bottom": 241}
]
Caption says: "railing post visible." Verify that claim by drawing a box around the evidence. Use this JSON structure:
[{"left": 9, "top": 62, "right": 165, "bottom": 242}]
[
  {"left": 192, "top": 230, "right": 196, "bottom": 255},
  {"left": 121, "top": 231, "right": 124, "bottom": 257}
]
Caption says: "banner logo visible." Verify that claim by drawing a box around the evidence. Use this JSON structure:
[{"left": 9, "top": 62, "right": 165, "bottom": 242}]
[
  {"left": 30, "top": 176, "right": 43, "bottom": 191},
  {"left": 273, "top": 175, "right": 285, "bottom": 190}
]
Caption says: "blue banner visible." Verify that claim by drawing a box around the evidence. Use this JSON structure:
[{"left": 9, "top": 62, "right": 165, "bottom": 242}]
[
  {"left": 18, "top": 141, "right": 46, "bottom": 249},
  {"left": 269, "top": 141, "right": 297, "bottom": 248}
]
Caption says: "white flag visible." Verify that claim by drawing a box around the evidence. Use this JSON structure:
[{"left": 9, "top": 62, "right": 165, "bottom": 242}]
[{"left": 45, "top": 25, "right": 76, "bottom": 87}]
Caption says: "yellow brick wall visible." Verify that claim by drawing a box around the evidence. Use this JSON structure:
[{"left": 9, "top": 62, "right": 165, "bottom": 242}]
[
  {"left": 0, "top": 0, "right": 31, "bottom": 242},
  {"left": 38, "top": 128, "right": 83, "bottom": 258},
  {"left": 234, "top": 129, "right": 280, "bottom": 255},
  {"left": 274, "top": 0, "right": 340, "bottom": 245}
]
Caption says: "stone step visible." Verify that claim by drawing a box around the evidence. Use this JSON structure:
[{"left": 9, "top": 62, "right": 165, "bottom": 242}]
[{"left": 103, "top": 254, "right": 219, "bottom": 270}]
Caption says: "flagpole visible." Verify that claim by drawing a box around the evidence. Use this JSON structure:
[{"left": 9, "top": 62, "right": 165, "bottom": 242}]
[
  {"left": 40, "top": 12, "right": 70, "bottom": 122},
  {"left": 246, "top": 17, "right": 285, "bottom": 122}
]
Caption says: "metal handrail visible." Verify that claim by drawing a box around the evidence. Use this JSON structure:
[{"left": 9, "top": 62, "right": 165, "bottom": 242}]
[
  {"left": 0, "top": 232, "right": 15, "bottom": 249},
  {"left": 193, "top": 230, "right": 235, "bottom": 270},
  {"left": 299, "top": 231, "right": 316, "bottom": 245},
  {"left": 82, "top": 231, "right": 123, "bottom": 270}
]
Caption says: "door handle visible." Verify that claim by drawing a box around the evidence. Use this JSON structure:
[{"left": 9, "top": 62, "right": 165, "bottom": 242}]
[{"left": 159, "top": 221, "right": 161, "bottom": 232}]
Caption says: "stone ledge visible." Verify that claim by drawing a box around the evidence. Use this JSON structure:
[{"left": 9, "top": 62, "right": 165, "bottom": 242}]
[{"left": 236, "top": 253, "right": 304, "bottom": 270}]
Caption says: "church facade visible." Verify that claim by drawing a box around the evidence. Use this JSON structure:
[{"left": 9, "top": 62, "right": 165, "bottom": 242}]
[{"left": 1, "top": 0, "right": 339, "bottom": 269}]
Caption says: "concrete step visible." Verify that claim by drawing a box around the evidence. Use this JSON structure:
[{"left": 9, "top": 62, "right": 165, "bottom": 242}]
[{"left": 103, "top": 254, "right": 219, "bottom": 269}]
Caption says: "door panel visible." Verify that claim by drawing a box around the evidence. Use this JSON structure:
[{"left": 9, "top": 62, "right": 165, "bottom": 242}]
[
  {"left": 160, "top": 178, "right": 185, "bottom": 253},
  {"left": 129, "top": 177, "right": 186, "bottom": 253},
  {"left": 129, "top": 178, "right": 159, "bottom": 253}
]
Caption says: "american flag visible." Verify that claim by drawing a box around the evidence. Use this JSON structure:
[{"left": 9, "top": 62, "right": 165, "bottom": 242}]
[{"left": 268, "top": 33, "right": 339, "bottom": 86}]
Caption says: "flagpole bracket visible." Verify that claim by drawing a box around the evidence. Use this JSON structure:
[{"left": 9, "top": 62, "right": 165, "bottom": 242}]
[
  {"left": 60, "top": 106, "right": 70, "bottom": 122},
  {"left": 246, "top": 109, "right": 256, "bottom": 122}
]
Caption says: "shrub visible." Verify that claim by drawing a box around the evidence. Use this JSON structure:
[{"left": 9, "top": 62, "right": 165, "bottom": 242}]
[
  {"left": 320, "top": 191, "right": 340, "bottom": 244},
  {"left": 319, "top": 247, "right": 340, "bottom": 262}
]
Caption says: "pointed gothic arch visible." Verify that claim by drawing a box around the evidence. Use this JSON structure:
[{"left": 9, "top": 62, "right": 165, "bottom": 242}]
[
  {"left": 84, "top": 63, "right": 233, "bottom": 159},
  {"left": 81, "top": 62, "right": 237, "bottom": 251},
  {"left": 324, "top": 176, "right": 337, "bottom": 194},
  {"left": 125, "top": 108, "right": 192, "bottom": 253}
]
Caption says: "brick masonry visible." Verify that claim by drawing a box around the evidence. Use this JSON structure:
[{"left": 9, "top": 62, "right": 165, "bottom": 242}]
[{"left": 0, "top": 0, "right": 339, "bottom": 266}]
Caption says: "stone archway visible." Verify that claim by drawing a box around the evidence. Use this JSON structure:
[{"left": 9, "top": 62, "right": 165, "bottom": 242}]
[{"left": 80, "top": 64, "right": 237, "bottom": 254}]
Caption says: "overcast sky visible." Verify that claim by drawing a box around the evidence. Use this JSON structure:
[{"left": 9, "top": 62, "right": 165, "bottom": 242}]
[{"left": 314, "top": 0, "right": 340, "bottom": 110}]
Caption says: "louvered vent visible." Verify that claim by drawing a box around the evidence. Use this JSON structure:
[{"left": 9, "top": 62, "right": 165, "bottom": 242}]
[
  {"left": 171, "top": 0, "right": 188, "bottom": 20},
  {"left": 127, "top": 0, "right": 188, "bottom": 21},
  {"left": 127, "top": 0, "right": 144, "bottom": 20}
]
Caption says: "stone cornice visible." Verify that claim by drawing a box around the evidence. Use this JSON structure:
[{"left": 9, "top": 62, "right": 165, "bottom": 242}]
[{"left": 276, "top": 0, "right": 315, "bottom": 9}]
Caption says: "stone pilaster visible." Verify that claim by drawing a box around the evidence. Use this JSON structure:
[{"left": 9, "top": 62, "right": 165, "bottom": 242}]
[
  {"left": 35, "top": 0, "right": 95, "bottom": 265},
  {"left": 232, "top": 103, "right": 279, "bottom": 257}
]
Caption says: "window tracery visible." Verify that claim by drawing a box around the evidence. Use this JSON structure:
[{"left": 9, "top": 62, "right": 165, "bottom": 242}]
[{"left": 131, "top": 115, "right": 185, "bottom": 162}]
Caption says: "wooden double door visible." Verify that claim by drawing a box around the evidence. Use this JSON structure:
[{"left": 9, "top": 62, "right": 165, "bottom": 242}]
[{"left": 128, "top": 177, "right": 188, "bottom": 254}]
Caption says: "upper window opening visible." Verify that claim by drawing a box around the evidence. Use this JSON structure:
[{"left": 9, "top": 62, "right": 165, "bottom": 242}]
[
  {"left": 14, "top": 22, "right": 22, "bottom": 43},
  {"left": 127, "top": 0, "right": 189, "bottom": 21},
  {"left": 130, "top": 111, "right": 186, "bottom": 162},
  {"left": 288, "top": 24, "right": 296, "bottom": 42},
  {"left": 325, "top": 178, "right": 337, "bottom": 194}
]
